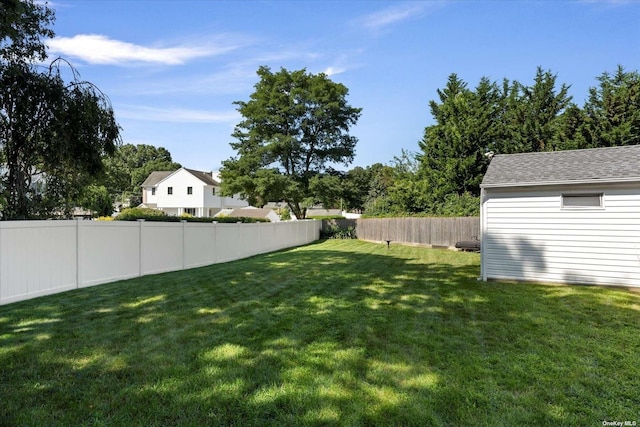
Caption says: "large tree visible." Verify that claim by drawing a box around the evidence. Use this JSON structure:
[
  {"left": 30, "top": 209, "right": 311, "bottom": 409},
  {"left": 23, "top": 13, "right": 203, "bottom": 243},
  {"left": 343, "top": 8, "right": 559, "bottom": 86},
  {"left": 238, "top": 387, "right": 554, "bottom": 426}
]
[
  {"left": 419, "top": 74, "right": 502, "bottom": 201},
  {"left": 102, "top": 143, "right": 181, "bottom": 206},
  {"left": 580, "top": 66, "right": 640, "bottom": 148},
  {"left": 221, "top": 66, "right": 361, "bottom": 219},
  {"left": 0, "top": 1, "right": 120, "bottom": 219}
]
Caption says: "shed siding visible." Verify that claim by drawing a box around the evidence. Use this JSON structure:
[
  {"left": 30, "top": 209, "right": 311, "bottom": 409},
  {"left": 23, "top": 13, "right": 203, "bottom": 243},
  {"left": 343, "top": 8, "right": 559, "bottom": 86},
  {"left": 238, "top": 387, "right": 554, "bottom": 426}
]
[{"left": 482, "top": 187, "right": 640, "bottom": 287}]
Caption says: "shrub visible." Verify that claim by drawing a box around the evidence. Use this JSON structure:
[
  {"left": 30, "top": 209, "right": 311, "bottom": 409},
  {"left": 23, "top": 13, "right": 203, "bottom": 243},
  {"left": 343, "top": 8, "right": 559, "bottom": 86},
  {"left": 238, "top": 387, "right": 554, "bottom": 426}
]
[
  {"left": 308, "top": 215, "right": 346, "bottom": 220},
  {"left": 115, "top": 208, "right": 268, "bottom": 223},
  {"left": 116, "top": 207, "right": 167, "bottom": 221},
  {"left": 96, "top": 216, "right": 114, "bottom": 221},
  {"left": 320, "top": 225, "right": 357, "bottom": 240}
]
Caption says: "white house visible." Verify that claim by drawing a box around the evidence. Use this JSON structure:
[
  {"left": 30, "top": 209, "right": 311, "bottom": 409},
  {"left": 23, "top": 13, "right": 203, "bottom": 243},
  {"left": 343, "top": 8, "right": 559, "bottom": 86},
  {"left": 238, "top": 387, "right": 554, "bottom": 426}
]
[
  {"left": 480, "top": 145, "right": 640, "bottom": 288},
  {"left": 140, "top": 168, "right": 248, "bottom": 217}
]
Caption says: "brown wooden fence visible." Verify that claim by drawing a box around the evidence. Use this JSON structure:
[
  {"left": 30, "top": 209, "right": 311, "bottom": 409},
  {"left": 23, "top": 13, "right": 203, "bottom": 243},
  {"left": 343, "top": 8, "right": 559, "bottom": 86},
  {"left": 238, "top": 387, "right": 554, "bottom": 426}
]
[{"left": 322, "top": 217, "right": 480, "bottom": 248}]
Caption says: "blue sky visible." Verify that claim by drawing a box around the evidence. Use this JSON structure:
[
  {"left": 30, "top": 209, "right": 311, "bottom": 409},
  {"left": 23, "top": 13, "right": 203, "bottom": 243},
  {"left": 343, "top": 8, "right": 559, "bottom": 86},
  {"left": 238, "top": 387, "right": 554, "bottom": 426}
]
[{"left": 45, "top": 0, "right": 640, "bottom": 172}]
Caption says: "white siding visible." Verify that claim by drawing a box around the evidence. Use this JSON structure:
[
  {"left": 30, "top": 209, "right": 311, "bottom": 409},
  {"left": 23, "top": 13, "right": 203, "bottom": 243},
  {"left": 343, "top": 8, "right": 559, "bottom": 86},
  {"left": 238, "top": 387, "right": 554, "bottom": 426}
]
[
  {"left": 156, "top": 169, "right": 205, "bottom": 211},
  {"left": 481, "top": 185, "right": 640, "bottom": 287},
  {"left": 151, "top": 169, "right": 249, "bottom": 217}
]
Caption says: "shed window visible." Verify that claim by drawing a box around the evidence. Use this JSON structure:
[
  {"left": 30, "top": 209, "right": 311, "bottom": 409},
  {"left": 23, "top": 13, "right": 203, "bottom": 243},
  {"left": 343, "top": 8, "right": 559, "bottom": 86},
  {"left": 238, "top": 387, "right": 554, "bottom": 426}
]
[{"left": 561, "top": 193, "right": 603, "bottom": 208}]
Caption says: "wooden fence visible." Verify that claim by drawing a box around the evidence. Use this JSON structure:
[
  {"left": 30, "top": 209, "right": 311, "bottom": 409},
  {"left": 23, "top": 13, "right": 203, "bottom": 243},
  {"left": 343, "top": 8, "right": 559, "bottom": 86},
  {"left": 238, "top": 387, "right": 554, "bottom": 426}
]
[{"left": 322, "top": 217, "right": 480, "bottom": 248}]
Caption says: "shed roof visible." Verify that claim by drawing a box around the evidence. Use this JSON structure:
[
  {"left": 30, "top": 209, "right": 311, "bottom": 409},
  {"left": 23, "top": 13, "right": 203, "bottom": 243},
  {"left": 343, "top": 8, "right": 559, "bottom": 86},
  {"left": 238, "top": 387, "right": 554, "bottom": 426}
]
[{"left": 481, "top": 145, "right": 640, "bottom": 188}]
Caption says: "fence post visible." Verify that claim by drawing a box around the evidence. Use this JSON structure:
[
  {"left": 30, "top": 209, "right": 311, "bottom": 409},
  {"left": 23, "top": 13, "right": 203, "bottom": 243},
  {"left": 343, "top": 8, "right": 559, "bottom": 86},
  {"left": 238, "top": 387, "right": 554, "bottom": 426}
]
[
  {"left": 76, "top": 218, "right": 82, "bottom": 289},
  {"left": 182, "top": 220, "right": 187, "bottom": 270},
  {"left": 138, "top": 219, "right": 145, "bottom": 276}
]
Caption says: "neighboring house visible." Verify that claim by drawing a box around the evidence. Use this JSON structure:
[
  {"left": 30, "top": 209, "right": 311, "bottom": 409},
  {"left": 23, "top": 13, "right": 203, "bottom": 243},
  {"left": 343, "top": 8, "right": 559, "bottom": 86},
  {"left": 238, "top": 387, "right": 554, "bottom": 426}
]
[
  {"left": 480, "top": 145, "right": 640, "bottom": 288},
  {"left": 140, "top": 168, "right": 248, "bottom": 217}
]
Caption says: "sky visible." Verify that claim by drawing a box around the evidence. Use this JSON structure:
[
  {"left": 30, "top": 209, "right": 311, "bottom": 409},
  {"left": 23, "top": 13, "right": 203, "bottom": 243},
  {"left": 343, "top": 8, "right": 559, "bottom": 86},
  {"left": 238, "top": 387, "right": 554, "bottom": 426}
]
[{"left": 44, "top": 0, "right": 640, "bottom": 172}]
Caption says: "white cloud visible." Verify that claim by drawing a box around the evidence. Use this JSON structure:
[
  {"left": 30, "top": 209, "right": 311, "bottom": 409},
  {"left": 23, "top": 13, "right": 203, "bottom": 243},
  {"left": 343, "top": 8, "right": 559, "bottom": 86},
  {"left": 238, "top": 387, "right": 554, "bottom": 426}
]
[
  {"left": 323, "top": 66, "right": 347, "bottom": 76},
  {"left": 358, "top": 2, "right": 429, "bottom": 31},
  {"left": 47, "top": 34, "right": 241, "bottom": 65},
  {"left": 117, "top": 105, "right": 240, "bottom": 123}
]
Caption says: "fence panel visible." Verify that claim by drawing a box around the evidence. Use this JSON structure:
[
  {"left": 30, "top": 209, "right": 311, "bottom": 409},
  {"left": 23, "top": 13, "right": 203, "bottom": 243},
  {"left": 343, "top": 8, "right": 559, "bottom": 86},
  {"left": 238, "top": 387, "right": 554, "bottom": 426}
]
[
  {"left": 79, "top": 221, "right": 140, "bottom": 287},
  {"left": 184, "top": 222, "right": 218, "bottom": 269},
  {"left": 0, "top": 219, "right": 318, "bottom": 306},
  {"left": 0, "top": 221, "right": 77, "bottom": 304},
  {"left": 322, "top": 217, "right": 479, "bottom": 248}
]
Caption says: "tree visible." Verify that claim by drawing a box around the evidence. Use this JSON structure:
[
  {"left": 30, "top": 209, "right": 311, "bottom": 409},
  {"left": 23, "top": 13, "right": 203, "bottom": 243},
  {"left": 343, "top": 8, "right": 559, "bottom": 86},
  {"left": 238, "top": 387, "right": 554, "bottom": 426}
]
[
  {"left": 102, "top": 144, "right": 181, "bottom": 206},
  {"left": 221, "top": 66, "right": 361, "bottom": 219},
  {"left": 502, "top": 67, "right": 572, "bottom": 153},
  {"left": 0, "top": 1, "right": 120, "bottom": 219},
  {"left": 418, "top": 74, "right": 501, "bottom": 201},
  {"left": 1, "top": 0, "right": 54, "bottom": 62},
  {"left": 580, "top": 66, "right": 640, "bottom": 148}
]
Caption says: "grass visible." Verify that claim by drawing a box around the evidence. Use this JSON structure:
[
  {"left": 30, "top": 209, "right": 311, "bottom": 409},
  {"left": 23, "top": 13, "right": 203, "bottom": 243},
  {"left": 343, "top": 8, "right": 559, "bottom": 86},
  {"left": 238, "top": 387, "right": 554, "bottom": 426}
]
[{"left": 1, "top": 240, "right": 639, "bottom": 426}]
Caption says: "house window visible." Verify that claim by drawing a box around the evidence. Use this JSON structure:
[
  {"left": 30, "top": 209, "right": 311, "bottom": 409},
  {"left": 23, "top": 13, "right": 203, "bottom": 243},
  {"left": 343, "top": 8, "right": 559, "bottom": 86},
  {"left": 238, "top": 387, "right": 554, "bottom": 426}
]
[
  {"left": 168, "top": 187, "right": 173, "bottom": 195},
  {"left": 561, "top": 193, "right": 603, "bottom": 208},
  {"left": 151, "top": 187, "right": 156, "bottom": 196},
  {"left": 187, "top": 186, "right": 193, "bottom": 195},
  {"left": 212, "top": 187, "right": 216, "bottom": 195},
  {"left": 184, "top": 208, "right": 196, "bottom": 215}
]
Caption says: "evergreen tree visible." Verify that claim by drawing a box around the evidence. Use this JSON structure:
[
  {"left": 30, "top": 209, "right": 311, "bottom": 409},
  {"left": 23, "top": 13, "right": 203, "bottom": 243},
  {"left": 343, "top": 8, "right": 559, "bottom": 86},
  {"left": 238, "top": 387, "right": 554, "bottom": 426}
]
[{"left": 580, "top": 66, "right": 640, "bottom": 147}]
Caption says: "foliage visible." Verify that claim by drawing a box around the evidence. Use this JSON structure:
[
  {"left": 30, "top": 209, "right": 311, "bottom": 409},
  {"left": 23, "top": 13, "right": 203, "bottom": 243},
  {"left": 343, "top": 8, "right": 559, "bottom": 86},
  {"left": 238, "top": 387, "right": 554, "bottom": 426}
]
[
  {"left": 579, "top": 66, "right": 640, "bottom": 148},
  {"left": 102, "top": 144, "right": 181, "bottom": 206},
  {"left": 0, "top": 0, "right": 54, "bottom": 63},
  {"left": 115, "top": 207, "right": 167, "bottom": 221},
  {"left": 221, "top": 66, "right": 362, "bottom": 219},
  {"left": 78, "top": 184, "right": 113, "bottom": 217},
  {"left": 431, "top": 192, "right": 480, "bottom": 217},
  {"left": 0, "top": 2, "right": 120, "bottom": 219},
  {"left": 0, "top": 60, "right": 120, "bottom": 219},
  {"left": 95, "top": 215, "right": 114, "bottom": 221},
  {"left": 1, "top": 240, "right": 638, "bottom": 425},
  {"left": 308, "top": 215, "right": 346, "bottom": 220},
  {"left": 115, "top": 207, "right": 267, "bottom": 223},
  {"left": 278, "top": 207, "right": 291, "bottom": 221},
  {"left": 320, "top": 224, "right": 357, "bottom": 239}
]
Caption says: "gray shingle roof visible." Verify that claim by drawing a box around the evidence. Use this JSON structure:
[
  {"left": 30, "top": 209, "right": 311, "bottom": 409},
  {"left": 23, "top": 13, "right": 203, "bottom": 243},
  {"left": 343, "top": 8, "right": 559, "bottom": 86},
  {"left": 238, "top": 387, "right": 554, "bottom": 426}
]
[
  {"left": 141, "top": 171, "right": 174, "bottom": 187},
  {"left": 140, "top": 168, "right": 221, "bottom": 187},
  {"left": 184, "top": 168, "right": 219, "bottom": 186},
  {"left": 481, "top": 145, "right": 640, "bottom": 188}
]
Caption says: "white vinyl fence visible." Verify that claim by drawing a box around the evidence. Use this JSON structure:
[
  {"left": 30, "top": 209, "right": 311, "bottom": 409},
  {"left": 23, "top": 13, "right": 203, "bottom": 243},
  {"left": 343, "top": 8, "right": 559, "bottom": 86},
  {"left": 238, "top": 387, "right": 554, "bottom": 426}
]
[{"left": 0, "top": 219, "right": 319, "bottom": 305}]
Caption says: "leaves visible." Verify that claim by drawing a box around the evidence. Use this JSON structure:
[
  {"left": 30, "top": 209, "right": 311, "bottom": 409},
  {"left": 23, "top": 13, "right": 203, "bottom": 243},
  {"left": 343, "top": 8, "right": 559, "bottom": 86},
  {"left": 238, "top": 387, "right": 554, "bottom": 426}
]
[{"left": 222, "top": 66, "right": 361, "bottom": 218}]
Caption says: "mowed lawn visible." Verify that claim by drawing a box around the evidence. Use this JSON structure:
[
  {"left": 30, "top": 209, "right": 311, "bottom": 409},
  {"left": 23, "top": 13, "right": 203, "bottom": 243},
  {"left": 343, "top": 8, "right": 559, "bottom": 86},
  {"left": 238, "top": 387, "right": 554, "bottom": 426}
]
[{"left": 1, "top": 240, "right": 639, "bottom": 426}]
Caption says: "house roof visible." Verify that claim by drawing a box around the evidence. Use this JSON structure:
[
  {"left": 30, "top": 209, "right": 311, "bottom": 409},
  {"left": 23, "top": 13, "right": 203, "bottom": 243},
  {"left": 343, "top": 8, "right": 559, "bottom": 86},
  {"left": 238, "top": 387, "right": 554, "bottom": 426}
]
[
  {"left": 141, "top": 168, "right": 220, "bottom": 187},
  {"left": 481, "top": 145, "right": 640, "bottom": 188},
  {"left": 141, "top": 171, "right": 174, "bottom": 187},
  {"left": 228, "top": 208, "right": 276, "bottom": 219},
  {"left": 184, "top": 168, "right": 219, "bottom": 186}
]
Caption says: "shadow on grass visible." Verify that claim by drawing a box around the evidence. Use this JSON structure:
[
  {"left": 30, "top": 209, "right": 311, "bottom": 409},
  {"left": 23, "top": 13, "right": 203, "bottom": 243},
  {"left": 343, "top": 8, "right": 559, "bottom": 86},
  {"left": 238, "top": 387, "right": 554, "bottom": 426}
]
[{"left": 1, "top": 240, "right": 639, "bottom": 426}]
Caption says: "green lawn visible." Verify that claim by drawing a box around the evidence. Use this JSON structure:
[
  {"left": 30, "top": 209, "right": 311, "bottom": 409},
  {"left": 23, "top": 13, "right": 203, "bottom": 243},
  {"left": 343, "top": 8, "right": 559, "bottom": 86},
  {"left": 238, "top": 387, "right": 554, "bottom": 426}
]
[{"left": 1, "top": 240, "right": 639, "bottom": 426}]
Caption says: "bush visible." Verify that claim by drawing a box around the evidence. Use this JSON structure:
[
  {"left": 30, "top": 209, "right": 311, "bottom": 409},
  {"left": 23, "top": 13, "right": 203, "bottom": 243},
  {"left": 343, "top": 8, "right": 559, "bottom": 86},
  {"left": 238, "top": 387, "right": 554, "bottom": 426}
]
[
  {"left": 308, "top": 215, "right": 346, "bottom": 220},
  {"left": 320, "top": 225, "right": 357, "bottom": 240},
  {"left": 115, "top": 208, "right": 268, "bottom": 223},
  {"left": 116, "top": 207, "right": 167, "bottom": 221}
]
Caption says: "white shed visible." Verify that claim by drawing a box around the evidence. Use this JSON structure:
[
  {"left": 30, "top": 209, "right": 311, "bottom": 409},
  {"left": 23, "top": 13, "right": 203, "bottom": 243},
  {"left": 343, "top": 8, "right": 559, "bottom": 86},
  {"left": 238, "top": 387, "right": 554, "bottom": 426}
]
[{"left": 480, "top": 145, "right": 640, "bottom": 287}]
